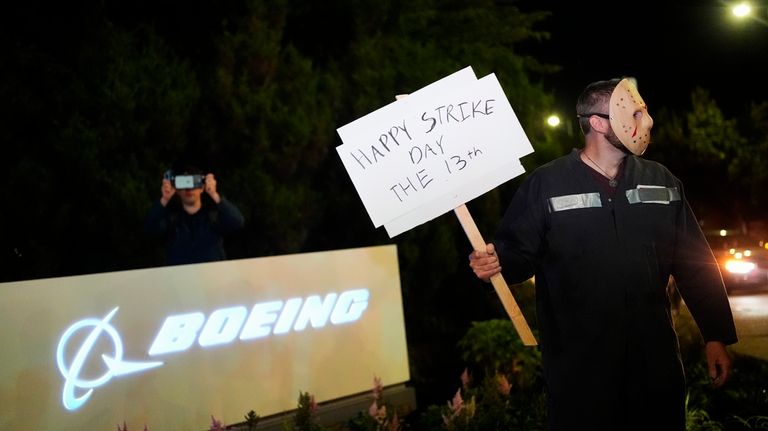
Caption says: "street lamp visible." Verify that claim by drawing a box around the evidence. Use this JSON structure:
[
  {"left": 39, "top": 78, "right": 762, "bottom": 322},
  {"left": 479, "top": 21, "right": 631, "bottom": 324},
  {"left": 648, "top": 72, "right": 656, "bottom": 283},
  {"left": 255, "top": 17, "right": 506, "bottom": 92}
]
[
  {"left": 545, "top": 113, "right": 575, "bottom": 138},
  {"left": 546, "top": 114, "right": 561, "bottom": 127},
  {"left": 727, "top": 1, "right": 768, "bottom": 26},
  {"left": 732, "top": 2, "right": 752, "bottom": 18}
]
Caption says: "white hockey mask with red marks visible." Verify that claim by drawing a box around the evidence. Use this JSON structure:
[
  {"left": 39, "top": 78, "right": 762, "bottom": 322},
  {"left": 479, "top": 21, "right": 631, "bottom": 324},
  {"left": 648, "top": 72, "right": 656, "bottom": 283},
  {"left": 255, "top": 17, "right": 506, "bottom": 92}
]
[{"left": 609, "top": 79, "right": 653, "bottom": 155}]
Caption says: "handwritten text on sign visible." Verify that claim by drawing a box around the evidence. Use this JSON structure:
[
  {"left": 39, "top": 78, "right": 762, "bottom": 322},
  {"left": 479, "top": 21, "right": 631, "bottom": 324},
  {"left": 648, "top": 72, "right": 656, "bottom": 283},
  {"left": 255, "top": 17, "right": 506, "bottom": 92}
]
[
  {"left": 348, "top": 99, "right": 494, "bottom": 199},
  {"left": 336, "top": 68, "right": 533, "bottom": 235}
]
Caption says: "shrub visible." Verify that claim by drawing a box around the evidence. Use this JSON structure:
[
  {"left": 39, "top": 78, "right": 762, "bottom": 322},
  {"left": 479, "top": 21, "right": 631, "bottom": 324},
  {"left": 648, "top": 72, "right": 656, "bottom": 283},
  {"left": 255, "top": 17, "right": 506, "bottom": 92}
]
[{"left": 418, "top": 319, "right": 546, "bottom": 430}]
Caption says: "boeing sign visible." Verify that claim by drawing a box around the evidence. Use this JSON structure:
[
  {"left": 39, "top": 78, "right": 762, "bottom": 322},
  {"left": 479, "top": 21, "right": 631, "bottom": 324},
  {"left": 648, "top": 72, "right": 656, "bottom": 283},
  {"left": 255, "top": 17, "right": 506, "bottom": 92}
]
[
  {"left": 56, "top": 288, "right": 370, "bottom": 411},
  {"left": 1, "top": 246, "right": 409, "bottom": 430}
]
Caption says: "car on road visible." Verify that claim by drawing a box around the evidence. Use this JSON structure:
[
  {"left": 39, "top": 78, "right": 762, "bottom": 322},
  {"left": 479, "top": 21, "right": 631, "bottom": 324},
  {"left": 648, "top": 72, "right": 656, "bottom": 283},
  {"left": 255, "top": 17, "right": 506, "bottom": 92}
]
[{"left": 705, "top": 230, "right": 768, "bottom": 293}]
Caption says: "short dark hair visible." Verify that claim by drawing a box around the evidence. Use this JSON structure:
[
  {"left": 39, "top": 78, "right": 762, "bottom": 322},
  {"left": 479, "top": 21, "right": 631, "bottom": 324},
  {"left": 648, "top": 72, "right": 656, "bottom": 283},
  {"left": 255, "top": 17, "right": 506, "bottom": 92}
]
[
  {"left": 576, "top": 78, "right": 621, "bottom": 135},
  {"left": 172, "top": 162, "right": 204, "bottom": 175}
]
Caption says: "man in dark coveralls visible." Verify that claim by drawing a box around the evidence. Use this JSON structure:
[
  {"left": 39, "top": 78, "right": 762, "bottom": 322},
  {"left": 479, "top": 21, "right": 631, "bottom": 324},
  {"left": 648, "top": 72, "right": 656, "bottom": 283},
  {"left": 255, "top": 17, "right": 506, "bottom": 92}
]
[{"left": 469, "top": 78, "right": 737, "bottom": 430}]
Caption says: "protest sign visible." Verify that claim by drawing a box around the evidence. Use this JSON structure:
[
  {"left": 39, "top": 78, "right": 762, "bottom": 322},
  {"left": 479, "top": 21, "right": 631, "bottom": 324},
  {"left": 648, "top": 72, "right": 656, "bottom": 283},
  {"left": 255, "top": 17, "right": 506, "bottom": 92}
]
[
  {"left": 337, "top": 67, "right": 533, "bottom": 233},
  {"left": 336, "top": 67, "right": 537, "bottom": 345}
]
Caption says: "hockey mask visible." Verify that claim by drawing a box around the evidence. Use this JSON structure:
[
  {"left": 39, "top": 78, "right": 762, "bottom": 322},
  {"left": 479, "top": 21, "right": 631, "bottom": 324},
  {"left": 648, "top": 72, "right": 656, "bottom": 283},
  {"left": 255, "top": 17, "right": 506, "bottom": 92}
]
[{"left": 609, "top": 79, "right": 653, "bottom": 155}]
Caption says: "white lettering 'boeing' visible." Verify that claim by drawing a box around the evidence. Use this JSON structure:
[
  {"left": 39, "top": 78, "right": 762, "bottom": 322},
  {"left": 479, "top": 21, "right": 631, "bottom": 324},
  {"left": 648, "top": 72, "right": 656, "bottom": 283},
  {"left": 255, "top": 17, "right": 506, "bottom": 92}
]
[
  {"left": 148, "top": 288, "right": 370, "bottom": 355},
  {"left": 56, "top": 288, "right": 370, "bottom": 411}
]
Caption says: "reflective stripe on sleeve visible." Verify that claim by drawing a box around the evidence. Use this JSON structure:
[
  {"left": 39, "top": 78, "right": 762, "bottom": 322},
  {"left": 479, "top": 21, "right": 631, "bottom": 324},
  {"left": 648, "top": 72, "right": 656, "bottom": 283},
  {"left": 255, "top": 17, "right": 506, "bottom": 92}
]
[
  {"left": 548, "top": 192, "right": 602, "bottom": 213},
  {"left": 625, "top": 186, "right": 681, "bottom": 204}
]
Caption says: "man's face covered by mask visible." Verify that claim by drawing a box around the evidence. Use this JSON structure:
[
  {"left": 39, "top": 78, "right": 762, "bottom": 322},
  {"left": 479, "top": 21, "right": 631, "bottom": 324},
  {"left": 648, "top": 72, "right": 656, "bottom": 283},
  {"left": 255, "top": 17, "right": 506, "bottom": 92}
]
[{"left": 609, "top": 79, "right": 653, "bottom": 155}]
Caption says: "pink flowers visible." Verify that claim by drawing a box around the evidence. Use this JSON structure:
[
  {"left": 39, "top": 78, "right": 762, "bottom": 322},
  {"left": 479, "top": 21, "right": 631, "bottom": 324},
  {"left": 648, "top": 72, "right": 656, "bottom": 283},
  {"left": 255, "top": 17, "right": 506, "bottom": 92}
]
[
  {"left": 447, "top": 388, "right": 464, "bottom": 416},
  {"left": 369, "top": 400, "right": 388, "bottom": 421},
  {"left": 496, "top": 373, "right": 512, "bottom": 396},
  {"left": 367, "top": 375, "right": 401, "bottom": 431},
  {"left": 460, "top": 368, "right": 471, "bottom": 389},
  {"left": 308, "top": 394, "right": 319, "bottom": 415},
  {"left": 209, "top": 415, "right": 225, "bottom": 431},
  {"left": 372, "top": 375, "right": 384, "bottom": 400},
  {"left": 441, "top": 370, "right": 479, "bottom": 428},
  {"left": 442, "top": 388, "right": 478, "bottom": 428}
]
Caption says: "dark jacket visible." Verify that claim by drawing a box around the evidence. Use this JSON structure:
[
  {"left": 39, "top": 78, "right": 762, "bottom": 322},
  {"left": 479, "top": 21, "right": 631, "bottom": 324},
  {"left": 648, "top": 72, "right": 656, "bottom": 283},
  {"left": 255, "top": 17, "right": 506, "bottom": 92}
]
[
  {"left": 145, "top": 197, "right": 245, "bottom": 265},
  {"left": 494, "top": 149, "right": 737, "bottom": 430}
]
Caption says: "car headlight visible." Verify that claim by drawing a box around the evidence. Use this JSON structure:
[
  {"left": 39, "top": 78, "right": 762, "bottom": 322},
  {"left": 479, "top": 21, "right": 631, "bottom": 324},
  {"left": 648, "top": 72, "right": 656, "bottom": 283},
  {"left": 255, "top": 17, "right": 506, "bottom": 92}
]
[{"left": 725, "top": 259, "right": 757, "bottom": 274}]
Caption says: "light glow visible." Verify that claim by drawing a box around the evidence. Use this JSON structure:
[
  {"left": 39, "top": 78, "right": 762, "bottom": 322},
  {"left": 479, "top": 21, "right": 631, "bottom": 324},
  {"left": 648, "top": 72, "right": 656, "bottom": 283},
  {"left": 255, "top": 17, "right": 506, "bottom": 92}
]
[
  {"left": 720, "top": 229, "right": 728, "bottom": 237},
  {"left": 733, "top": 2, "right": 752, "bottom": 18},
  {"left": 725, "top": 259, "right": 756, "bottom": 274},
  {"left": 546, "top": 115, "right": 561, "bottom": 127}
]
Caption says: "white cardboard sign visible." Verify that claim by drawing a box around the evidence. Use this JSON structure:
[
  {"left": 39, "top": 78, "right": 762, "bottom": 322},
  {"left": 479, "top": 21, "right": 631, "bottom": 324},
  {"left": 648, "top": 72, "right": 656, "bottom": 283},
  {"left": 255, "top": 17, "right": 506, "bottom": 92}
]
[{"left": 336, "top": 66, "right": 533, "bottom": 237}]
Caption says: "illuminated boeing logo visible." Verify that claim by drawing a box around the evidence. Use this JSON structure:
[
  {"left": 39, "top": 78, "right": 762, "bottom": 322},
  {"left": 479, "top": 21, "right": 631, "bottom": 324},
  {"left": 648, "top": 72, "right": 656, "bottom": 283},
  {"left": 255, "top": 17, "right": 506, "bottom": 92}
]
[
  {"left": 56, "top": 288, "right": 370, "bottom": 411},
  {"left": 56, "top": 307, "right": 163, "bottom": 411}
]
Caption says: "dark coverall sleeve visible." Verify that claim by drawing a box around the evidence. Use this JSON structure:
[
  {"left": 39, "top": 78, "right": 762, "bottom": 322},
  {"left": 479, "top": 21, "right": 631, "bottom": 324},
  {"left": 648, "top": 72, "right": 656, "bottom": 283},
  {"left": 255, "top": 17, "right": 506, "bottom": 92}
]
[
  {"left": 144, "top": 200, "right": 169, "bottom": 236},
  {"left": 215, "top": 197, "right": 245, "bottom": 234},
  {"left": 494, "top": 174, "right": 548, "bottom": 285},
  {"left": 670, "top": 182, "right": 738, "bottom": 345}
]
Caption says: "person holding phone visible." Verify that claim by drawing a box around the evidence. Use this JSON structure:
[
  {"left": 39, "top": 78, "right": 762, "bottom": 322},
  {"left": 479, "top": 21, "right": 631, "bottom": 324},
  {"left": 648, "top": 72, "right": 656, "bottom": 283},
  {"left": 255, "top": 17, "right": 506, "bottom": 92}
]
[{"left": 145, "top": 164, "right": 244, "bottom": 265}]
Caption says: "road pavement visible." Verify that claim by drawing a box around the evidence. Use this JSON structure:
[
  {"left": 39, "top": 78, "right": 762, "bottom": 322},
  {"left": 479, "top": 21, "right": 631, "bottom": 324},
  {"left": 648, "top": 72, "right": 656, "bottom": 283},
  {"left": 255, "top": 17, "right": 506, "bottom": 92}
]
[
  {"left": 727, "top": 289, "right": 768, "bottom": 361},
  {"left": 677, "top": 288, "right": 768, "bottom": 361}
]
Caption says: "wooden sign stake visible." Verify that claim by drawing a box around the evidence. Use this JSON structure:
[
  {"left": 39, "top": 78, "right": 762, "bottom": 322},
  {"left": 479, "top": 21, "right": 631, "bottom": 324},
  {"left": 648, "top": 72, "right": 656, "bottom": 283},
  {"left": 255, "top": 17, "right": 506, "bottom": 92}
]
[{"left": 454, "top": 204, "right": 537, "bottom": 346}]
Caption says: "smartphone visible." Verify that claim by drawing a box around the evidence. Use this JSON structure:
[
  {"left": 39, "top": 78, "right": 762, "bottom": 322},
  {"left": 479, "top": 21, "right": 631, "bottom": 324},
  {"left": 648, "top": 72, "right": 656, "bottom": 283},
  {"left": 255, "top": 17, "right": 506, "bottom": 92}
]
[{"left": 174, "top": 174, "right": 205, "bottom": 190}]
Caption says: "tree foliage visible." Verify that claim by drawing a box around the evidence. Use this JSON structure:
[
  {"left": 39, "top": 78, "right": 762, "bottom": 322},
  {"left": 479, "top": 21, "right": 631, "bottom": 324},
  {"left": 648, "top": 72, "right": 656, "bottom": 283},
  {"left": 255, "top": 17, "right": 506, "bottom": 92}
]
[{"left": 650, "top": 88, "right": 762, "bottom": 228}]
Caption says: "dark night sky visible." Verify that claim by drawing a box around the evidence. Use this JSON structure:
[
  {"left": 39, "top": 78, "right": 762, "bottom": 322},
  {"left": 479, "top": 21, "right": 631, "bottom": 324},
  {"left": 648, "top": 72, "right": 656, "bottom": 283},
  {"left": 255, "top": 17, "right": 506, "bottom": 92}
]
[{"left": 522, "top": 1, "right": 768, "bottom": 119}]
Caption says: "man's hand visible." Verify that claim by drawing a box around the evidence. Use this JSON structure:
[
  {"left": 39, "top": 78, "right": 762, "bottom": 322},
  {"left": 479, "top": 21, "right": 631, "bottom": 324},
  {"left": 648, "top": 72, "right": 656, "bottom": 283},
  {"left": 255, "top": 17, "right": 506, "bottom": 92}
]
[
  {"left": 706, "top": 341, "right": 733, "bottom": 388},
  {"left": 205, "top": 173, "right": 221, "bottom": 204},
  {"left": 469, "top": 243, "right": 502, "bottom": 282},
  {"left": 160, "top": 179, "right": 175, "bottom": 206}
]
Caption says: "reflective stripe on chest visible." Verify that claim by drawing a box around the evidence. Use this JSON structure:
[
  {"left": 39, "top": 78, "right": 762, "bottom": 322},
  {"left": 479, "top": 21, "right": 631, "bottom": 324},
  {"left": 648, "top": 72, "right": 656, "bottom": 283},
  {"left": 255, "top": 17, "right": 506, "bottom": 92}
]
[
  {"left": 625, "top": 185, "right": 680, "bottom": 204},
  {"left": 548, "top": 192, "right": 602, "bottom": 213}
]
